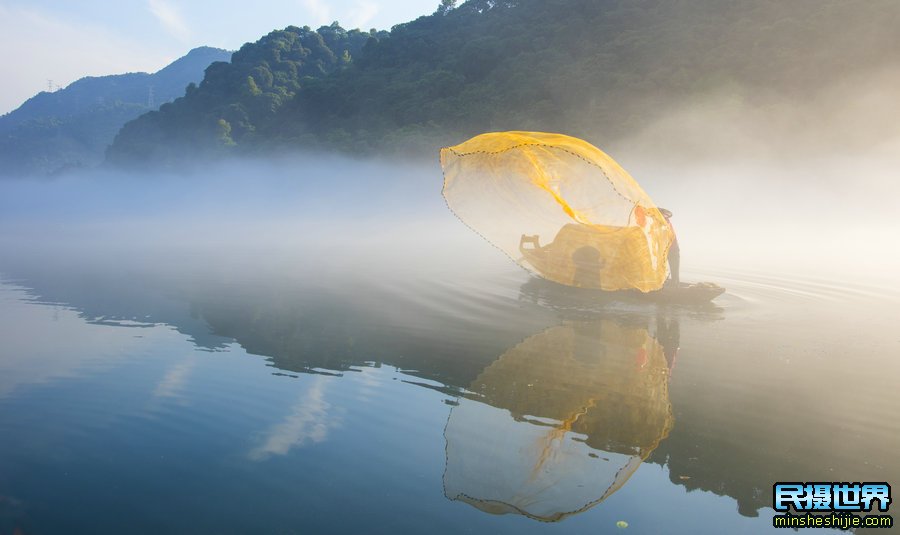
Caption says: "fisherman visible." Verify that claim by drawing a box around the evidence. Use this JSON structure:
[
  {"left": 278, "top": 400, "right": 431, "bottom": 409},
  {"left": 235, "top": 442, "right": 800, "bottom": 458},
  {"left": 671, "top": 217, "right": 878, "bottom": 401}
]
[{"left": 659, "top": 208, "right": 680, "bottom": 285}]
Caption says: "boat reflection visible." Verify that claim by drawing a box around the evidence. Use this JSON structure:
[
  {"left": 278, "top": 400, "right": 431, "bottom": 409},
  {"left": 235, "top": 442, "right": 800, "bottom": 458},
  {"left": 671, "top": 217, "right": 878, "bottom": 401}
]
[{"left": 444, "top": 316, "right": 676, "bottom": 521}]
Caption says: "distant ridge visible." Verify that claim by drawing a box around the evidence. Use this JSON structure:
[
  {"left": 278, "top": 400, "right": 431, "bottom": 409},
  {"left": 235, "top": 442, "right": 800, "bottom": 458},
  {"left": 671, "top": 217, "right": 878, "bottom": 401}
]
[{"left": 0, "top": 46, "right": 231, "bottom": 176}]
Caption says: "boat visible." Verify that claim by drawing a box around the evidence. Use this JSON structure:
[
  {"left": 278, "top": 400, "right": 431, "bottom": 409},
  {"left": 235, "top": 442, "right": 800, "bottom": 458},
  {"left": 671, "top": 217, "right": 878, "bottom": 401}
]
[
  {"left": 518, "top": 227, "right": 724, "bottom": 303},
  {"left": 627, "top": 281, "right": 725, "bottom": 304}
]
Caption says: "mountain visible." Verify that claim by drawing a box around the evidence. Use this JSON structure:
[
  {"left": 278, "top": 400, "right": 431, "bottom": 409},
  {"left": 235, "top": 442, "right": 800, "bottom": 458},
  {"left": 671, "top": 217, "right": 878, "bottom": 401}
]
[
  {"left": 107, "top": 0, "right": 900, "bottom": 167},
  {"left": 107, "top": 24, "right": 384, "bottom": 166},
  {"left": 0, "top": 46, "right": 231, "bottom": 176}
]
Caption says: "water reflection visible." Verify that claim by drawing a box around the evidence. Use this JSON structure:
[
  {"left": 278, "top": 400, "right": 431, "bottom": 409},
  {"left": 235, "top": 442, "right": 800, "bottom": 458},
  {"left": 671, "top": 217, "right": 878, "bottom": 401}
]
[
  {"left": 444, "top": 316, "right": 676, "bottom": 521},
  {"left": 517, "top": 276, "right": 724, "bottom": 319},
  {"left": 153, "top": 357, "right": 198, "bottom": 399},
  {"left": 249, "top": 375, "right": 334, "bottom": 460},
  {"left": 6, "top": 254, "right": 899, "bottom": 530}
]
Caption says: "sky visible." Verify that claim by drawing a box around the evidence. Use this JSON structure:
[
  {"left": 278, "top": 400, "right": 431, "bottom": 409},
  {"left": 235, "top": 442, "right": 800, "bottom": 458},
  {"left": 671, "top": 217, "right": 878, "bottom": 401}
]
[{"left": 0, "top": 0, "right": 438, "bottom": 115}]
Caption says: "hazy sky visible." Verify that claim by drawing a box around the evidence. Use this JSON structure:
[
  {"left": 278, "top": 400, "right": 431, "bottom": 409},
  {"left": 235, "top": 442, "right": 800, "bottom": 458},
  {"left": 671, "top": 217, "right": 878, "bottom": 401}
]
[{"left": 0, "top": 0, "right": 438, "bottom": 115}]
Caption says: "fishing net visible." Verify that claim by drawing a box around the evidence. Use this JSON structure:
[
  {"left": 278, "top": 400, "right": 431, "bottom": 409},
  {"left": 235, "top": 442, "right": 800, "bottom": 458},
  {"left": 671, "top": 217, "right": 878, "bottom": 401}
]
[
  {"left": 443, "top": 320, "right": 673, "bottom": 521},
  {"left": 440, "top": 132, "right": 674, "bottom": 292}
]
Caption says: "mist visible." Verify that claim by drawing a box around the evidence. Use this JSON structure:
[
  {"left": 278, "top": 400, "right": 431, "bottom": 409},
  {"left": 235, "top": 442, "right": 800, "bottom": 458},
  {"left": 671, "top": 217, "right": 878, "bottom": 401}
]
[
  {"left": 3, "top": 64, "right": 900, "bottom": 293},
  {"left": 0, "top": 153, "right": 509, "bottom": 296},
  {"left": 609, "top": 64, "right": 900, "bottom": 287}
]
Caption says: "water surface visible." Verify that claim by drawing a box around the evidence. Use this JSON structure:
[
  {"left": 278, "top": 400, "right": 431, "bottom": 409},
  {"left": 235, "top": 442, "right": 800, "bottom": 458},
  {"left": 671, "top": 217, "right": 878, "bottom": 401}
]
[
  {"left": 0, "top": 162, "right": 898, "bottom": 534},
  {"left": 1, "top": 241, "right": 897, "bottom": 534}
]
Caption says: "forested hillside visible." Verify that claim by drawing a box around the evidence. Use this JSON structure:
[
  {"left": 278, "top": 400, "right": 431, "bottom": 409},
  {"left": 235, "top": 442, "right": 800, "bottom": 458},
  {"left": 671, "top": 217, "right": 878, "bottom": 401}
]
[
  {"left": 103, "top": 0, "right": 900, "bottom": 165},
  {"left": 0, "top": 47, "right": 230, "bottom": 176},
  {"left": 107, "top": 25, "right": 385, "bottom": 165}
]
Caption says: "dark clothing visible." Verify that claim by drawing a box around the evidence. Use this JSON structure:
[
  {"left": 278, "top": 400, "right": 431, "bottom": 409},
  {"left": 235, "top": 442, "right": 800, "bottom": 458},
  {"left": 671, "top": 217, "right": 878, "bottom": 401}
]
[
  {"left": 668, "top": 240, "right": 680, "bottom": 284},
  {"left": 662, "top": 213, "right": 680, "bottom": 284}
]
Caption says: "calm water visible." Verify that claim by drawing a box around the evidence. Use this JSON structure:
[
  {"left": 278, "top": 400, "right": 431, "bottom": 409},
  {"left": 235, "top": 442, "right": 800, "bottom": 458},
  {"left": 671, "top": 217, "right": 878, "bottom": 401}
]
[
  {"left": 0, "top": 162, "right": 898, "bottom": 534},
  {"left": 1, "top": 239, "right": 898, "bottom": 535}
]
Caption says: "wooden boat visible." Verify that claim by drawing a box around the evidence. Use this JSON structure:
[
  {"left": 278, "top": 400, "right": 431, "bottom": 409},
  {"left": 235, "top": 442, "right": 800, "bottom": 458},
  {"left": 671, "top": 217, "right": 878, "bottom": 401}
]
[
  {"left": 519, "top": 229, "right": 724, "bottom": 303},
  {"left": 627, "top": 281, "right": 725, "bottom": 304},
  {"left": 527, "top": 279, "right": 724, "bottom": 306}
]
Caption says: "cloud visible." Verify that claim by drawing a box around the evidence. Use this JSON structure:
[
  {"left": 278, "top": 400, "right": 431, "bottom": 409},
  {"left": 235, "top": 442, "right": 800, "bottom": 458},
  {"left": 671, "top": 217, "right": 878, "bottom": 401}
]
[
  {"left": 147, "top": 0, "right": 191, "bottom": 42},
  {"left": 0, "top": 4, "right": 173, "bottom": 115},
  {"left": 249, "top": 376, "right": 335, "bottom": 460},
  {"left": 301, "top": 0, "right": 333, "bottom": 27},
  {"left": 347, "top": 1, "right": 379, "bottom": 30},
  {"left": 153, "top": 358, "right": 196, "bottom": 398}
]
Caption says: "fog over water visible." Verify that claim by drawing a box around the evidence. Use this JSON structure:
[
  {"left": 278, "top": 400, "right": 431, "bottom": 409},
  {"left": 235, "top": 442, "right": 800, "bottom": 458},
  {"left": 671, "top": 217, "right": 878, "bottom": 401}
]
[
  {"left": 608, "top": 66, "right": 900, "bottom": 287},
  {"left": 3, "top": 68, "right": 899, "bottom": 292}
]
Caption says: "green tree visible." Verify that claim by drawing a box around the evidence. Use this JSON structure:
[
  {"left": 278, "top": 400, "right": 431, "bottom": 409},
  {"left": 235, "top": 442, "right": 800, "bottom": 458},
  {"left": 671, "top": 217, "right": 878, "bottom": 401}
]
[{"left": 436, "top": 0, "right": 457, "bottom": 15}]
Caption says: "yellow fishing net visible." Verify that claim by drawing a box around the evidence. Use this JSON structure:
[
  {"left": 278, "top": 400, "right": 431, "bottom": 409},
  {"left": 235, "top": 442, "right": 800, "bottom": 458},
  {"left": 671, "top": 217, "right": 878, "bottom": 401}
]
[{"left": 440, "top": 132, "right": 674, "bottom": 292}]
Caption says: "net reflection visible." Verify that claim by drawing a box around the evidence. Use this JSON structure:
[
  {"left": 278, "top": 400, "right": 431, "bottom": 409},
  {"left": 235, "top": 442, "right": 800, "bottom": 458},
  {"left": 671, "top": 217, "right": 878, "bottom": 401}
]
[{"left": 444, "top": 316, "right": 676, "bottom": 522}]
